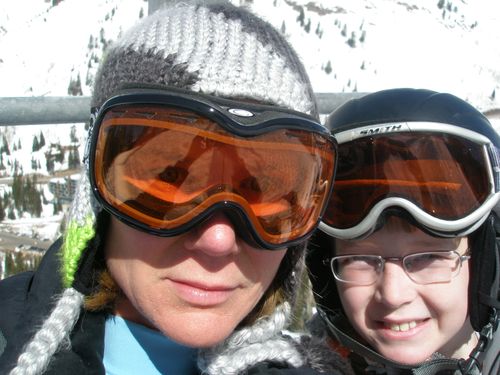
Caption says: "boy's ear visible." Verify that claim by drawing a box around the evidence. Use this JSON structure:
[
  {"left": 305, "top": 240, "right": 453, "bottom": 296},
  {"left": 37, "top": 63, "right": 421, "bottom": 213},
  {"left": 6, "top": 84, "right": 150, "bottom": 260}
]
[{"left": 468, "top": 213, "right": 500, "bottom": 331}]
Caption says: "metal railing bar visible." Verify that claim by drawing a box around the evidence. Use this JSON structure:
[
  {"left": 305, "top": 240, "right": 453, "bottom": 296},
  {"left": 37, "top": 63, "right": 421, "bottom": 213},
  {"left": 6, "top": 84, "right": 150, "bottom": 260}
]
[
  {"left": 0, "top": 93, "right": 367, "bottom": 126},
  {"left": 0, "top": 96, "right": 91, "bottom": 126}
]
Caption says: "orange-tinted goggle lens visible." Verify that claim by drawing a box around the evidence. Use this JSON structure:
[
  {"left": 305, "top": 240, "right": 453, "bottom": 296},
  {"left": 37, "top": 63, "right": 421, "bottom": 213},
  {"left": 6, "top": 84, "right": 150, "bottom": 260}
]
[
  {"left": 93, "top": 105, "right": 335, "bottom": 246},
  {"left": 323, "top": 133, "right": 492, "bottom": 229}
]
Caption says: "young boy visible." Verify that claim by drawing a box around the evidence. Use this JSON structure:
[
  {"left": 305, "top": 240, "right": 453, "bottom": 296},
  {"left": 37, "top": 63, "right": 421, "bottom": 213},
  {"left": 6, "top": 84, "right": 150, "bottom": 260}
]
[{"left": 307, "top": 88, "right": 500, "bottom": 375}]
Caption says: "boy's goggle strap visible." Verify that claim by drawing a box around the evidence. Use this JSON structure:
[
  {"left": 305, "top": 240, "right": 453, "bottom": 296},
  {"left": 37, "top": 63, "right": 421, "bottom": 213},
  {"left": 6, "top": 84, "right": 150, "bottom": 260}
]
[
  {"left": 88, "top": 88, "right": 337, "bottom": 249},
  {"left": 320, "top": 122, "right": 500, "bottom": 240}
]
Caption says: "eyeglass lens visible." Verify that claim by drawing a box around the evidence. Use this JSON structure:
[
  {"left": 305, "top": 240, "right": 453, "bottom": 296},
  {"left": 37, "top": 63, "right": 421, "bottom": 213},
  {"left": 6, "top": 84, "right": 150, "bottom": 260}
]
[{"left": 331, "top": 251, "right": 464, "bottom": 285}]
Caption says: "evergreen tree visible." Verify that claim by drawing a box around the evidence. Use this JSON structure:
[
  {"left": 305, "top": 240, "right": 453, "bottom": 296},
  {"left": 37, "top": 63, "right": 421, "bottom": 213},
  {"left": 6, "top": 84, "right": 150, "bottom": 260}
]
[
  {"left": 39, "top": 131, "right": 46, "bottom": 148},
  {"left": 70, "top": 147, "right": 81, "bottom": 169},
  {"left": 0, "top": 198, "right": 5, "bottom": 221},
  {"left": 296, "top": 6, "right": 305, "bottom": 27},
  {"left": 46, "top": 156, "right": 55, "bottom": 174},
  {"left": 325, "top": 60, "right": 332, "bottom": 74},
  {"left": 315, "top": 22, "right": 323, "bottom": 38},
  {"left": 53, "top": 199, "right": 63, "bottom": 215},
  {"left": 100, "top": 27, "right": 108, "bottom": 51},
  {"left": 347, "top": 32, "right": 356, "bottom": 48},
  {"left": 70, "top": 125, "right": 78, "bottom": 143},
  {"left": 32, "top": 135, "right": 40, "bottom": 152},
  {"left": 12, "top": 173, "right": 22, "bottom": 211},
  {"left": 55, "top": 144, "right": 65, "bottom": 163},
  {"left": 4, "top": 252, "right": 42, "bottom": 278},
  {"left": 68, "top": 148, "right": 75, "bottom": 169},
  {"left": 304, "top": 19, "right": 311, "bottom": 33},
  {"left": 341, "top": 25, "right": 347, "bottom": 37},
  {"left": 31, "top": 157, "right": 38, "bottom": 170},
  {"left": 5, "top": 253, "right": 15, "bottom": 275},
  {"left": 2, "top": 136, "right": 10, "bottom": 155},
  {"left": 42, "top": 190, "right": 49, "bottom": 205},
  {"left": 67, "top": 74, "right": 83, "bottom": 96},
  {"left": 359, "top": 30, "right": 366, "bottom": 43}
]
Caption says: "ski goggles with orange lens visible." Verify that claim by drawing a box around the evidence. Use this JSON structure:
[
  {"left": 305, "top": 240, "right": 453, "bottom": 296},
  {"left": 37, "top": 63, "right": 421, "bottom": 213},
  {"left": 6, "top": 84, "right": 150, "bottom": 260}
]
[
  {"left": 319, "top": 122, "right": 500, "bottom": 240},
  {"left": 87, "top": 87, "right": 337, "bottom": 249}
]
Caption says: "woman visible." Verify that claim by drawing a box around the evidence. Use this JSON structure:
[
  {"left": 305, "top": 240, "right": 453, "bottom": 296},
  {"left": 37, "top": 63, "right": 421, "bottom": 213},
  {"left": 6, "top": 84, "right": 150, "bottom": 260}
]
[{"left": 0, "top": 2, "right": 350, "bottom": 374}]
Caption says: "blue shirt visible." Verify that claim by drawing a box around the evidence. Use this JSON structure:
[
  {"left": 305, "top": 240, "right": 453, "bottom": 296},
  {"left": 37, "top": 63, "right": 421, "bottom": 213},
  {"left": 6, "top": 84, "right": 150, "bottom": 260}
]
[{"left": 103, "top": 315, "right": 198, "bottom": 375}]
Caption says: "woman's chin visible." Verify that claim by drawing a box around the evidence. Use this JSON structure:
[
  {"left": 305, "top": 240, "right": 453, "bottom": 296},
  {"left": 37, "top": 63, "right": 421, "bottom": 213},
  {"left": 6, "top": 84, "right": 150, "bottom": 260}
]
[{"left": 154, "top": 311, "right": 240, "bottom": 349}]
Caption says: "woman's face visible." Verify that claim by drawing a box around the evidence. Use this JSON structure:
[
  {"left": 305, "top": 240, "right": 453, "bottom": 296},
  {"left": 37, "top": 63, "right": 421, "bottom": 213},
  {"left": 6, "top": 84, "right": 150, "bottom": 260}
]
[
  {"left": 105, "top": 214, "right": 286, "bottom": 348},
  {"left": 335, "top": 217, "right": 475, "bottom": 364}
]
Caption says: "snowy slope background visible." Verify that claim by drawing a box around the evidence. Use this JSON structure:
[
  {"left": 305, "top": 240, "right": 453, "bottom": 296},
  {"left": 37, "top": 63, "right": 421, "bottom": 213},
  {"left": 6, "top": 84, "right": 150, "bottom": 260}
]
[
  {"left": 0, "top": 0, "right": 500, "bottom": 262},
  {"left": 1, "top": 0, "right": 500, "bottom": 109}
]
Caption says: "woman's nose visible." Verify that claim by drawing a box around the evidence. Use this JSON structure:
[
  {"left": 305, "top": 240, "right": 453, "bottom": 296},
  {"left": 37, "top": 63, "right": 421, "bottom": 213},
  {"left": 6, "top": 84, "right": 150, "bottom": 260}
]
[
  {"left": 374, "top": 262, "right": 417, "bottom": 308},
  {"left": 184, "top": 212, "right": 239, "bottom": 257}
]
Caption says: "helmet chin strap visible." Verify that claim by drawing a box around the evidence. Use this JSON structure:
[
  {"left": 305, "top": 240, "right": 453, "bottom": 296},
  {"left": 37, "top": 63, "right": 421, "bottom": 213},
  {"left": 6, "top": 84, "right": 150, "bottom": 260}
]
[
  {"left": 458, "top": 309, "right": 498, "bottom": 375},
  {"left": 319, "top": 308, "right": 494, "bottom": 375}
]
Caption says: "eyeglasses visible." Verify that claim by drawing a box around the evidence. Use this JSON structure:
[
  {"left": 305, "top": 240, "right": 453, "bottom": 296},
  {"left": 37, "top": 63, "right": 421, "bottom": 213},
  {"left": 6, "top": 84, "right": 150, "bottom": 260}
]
[
  {"left": 86, "top": 86, "right": 337, "bottom": 250},
  {"left": 319, "top": 123, "right": 500, "bottom": 240},
  {"left": 328, "top": 250, "right": 471, "bottom": 285}
]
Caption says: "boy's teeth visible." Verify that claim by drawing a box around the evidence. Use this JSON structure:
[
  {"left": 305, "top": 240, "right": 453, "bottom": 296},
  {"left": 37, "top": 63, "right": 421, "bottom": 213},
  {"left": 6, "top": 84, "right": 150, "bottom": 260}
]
[{"left": 388, "top": 321, "right": 417, "bottom": 332}]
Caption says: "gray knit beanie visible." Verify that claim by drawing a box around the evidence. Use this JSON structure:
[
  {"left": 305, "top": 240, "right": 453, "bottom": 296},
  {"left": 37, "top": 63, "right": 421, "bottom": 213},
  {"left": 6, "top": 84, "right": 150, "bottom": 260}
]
[
  {"left": 9, "top": 2, "right": 319, "bottom": 374},
  {"left": 91, "top": 1, "right": 318, "bottom": 115}
]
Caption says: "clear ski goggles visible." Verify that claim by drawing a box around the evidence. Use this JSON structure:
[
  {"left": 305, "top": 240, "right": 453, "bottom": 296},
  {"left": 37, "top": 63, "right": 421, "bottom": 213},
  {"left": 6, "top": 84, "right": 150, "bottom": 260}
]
[
  {"left": 87, "top": 87, "right": 337, "bottom": 250},
  {"left": 319, "top": 122, "right": 500, "bottom": 240}
]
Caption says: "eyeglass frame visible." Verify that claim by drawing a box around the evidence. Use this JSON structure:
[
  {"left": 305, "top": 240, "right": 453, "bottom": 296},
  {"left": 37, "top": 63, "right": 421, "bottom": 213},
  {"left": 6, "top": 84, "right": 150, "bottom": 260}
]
[{"left": 326, "top": 250, "right": 471, "bottom": 286}]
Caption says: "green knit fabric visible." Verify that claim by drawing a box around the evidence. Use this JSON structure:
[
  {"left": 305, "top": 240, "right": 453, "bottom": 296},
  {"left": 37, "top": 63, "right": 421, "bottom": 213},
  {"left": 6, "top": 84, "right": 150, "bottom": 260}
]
[{"left": 61, "top": 215, "right": 95, "bottom": 288}]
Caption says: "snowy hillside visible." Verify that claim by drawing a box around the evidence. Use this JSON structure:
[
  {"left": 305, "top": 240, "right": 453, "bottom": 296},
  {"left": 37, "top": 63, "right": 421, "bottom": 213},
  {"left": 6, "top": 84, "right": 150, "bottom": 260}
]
[{"left": 1, "top": 0, "right": 499, "bottom": 111}]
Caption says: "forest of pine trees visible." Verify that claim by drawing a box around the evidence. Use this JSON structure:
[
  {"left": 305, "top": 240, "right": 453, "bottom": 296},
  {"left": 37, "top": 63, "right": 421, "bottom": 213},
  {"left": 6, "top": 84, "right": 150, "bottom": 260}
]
[
  {"left": 1, "top": 250, "right": 43, "bottom": 280},
  {"left": 0, "top": 124, "right": 83, "bottom": 280}
]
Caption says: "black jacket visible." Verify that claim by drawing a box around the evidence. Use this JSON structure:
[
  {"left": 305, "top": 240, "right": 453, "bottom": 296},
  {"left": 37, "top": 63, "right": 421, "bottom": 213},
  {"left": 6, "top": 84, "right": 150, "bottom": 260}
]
[
  {"left": 0, "top": 241, "right": 346, "bottom": 374},
  {"left": 0, "top": 239, "right": 106, "bottom": 374}
]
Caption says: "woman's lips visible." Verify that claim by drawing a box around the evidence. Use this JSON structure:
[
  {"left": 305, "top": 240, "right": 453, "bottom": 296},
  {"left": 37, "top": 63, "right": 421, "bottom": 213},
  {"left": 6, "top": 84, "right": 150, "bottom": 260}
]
[{"left": 168, "top": 278, "right": 237, "bottom": 306}]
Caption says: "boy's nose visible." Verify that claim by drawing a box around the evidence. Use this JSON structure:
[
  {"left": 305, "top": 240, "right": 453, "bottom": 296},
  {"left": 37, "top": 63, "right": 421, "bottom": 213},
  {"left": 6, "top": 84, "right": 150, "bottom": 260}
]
[{"left": 374, "top": 262, "right": 417, "bottom": 308}]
